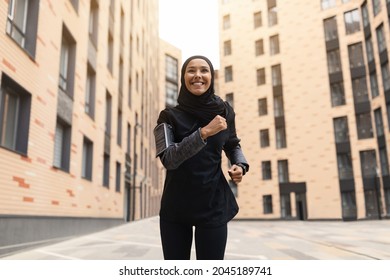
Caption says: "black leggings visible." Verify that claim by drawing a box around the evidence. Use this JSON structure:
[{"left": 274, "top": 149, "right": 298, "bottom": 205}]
[{"left": 160, "top": 219, "right": 228, "bottom": 260}]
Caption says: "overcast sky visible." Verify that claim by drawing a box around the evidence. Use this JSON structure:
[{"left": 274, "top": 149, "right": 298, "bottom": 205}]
[{"left": 159, "top": 0, "right": 220, "bottom": 69}]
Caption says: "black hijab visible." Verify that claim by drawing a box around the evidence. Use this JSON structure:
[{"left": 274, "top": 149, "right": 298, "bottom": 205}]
[{"left": 176, "top": 55, "right": 226, "bottom": 125}]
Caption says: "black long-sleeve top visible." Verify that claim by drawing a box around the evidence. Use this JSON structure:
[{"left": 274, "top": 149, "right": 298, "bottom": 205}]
[{"left": 156, "top": 102, "right": 249, "bottom": 227}]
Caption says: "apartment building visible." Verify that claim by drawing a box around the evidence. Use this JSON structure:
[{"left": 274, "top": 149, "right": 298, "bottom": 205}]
[
  {"left": 218, "top": 0, "right": 390, "bottom": 221},
  {"left": 0, "top": 0, "right": 173, "bottom": 254}
]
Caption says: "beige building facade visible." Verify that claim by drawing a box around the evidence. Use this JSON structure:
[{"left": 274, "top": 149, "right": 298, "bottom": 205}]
[
  {"left": 0, "top": 0, "right": 180, "bottom": 254},
  {"left": 218, "top": 0, "right": 390, "bottom": 221}
]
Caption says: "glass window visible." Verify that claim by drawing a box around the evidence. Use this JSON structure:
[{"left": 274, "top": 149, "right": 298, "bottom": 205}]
[
  {"left": 85, "top": 63, "right": 96, "bottom": 118},
  {"left": 257, "top": 68, "right": 266, "bottom": 85},
  {"left": 327, "top": 49, "right": 342, "bottom": 74},
  {"left": 372, "top": 0, "right": 381, "bottom": 16},
  {"left": 370, "top": 72, "right": 379, "bottom": 98},
  {"left": 82, "top": 137, "right": 93, "bottom": 180},
  {"left": 323, "top": 17, "right": 338, "bottom": 41},
  {"left": 352, "top": 77, "right": 369, "bottom": 104},
  {"left": 374, "top": 108, "right": 384, "bottom": 137},
  {"left": 165, "top": 81, "right": 178, "bottom": 108},
  {"left": 260, "top": 129, "right": 270, "bottom": 148},
  {"left": 379, "top": 148, "right": 389, "bottom": 176},
  {"left": 254, "top": 11, "right": 262, "bottom": 28},
  {"left": 356, "top": 112, "right": 373, "bottom": 139},
  {"left": 53, "top": 119, "right": 71, "bottom": 171},
  {"left": 165, "top": 55, "right": 178, "bottom": 82},
  {"left": 0, "top": 74, "right": 31, "bottom": 155},
  {"left": 225, "top": 66, "right": 233, "bottom": 82},
  {"left": 223, "top": 15, "right": 231, "bottom": 30},
  {"left": 224, "top": 40, "right": 232, "bottom": 56},
  {"left": 263, "top": 195, "right": 273, "bottom": 214},
  {"left": 258, "top": 98, "right": 267, "bottom": 116},
  {"left": 330, "top": 81, "right": 346, "bottom": 107},
  {"left": 255, "top": 39, "right": 264, "bottom": 56},
  {"left": 321, "top": 0, "right": 336, "bottom": 10},
  {"left": 348, "top": 43, "right": 365, "bottom": 69},
  {"left": 273, "top": 95, "right": 284, "bottom": 117},
  {"left": 337, "top": 153, "right": 354, "bottom": 179},
  {"left": 360, "top": 150, "right": 377, "bottom": 177},
  {"left": 376, "top": 25, "right": 387, "bottom": 53},
  {"left": 280, "top": 193, "right": 292, "bottom": 218},
  {"left": 381, "top": 63, "right": 390, "bottom": 91},
  {"left": 277, "top": 160, "right": 289, "bottom": 183},
  {"left": 361, "top": 2, "right": 369, "bottom": 27},
  {"left": 333, "top": 116, "right": 349, "bottom": 143},
  {"left": 365, "top": 36, "right": 375, "bottom": 63},
  {"left": 344, "top": 9, "right": 361, "bottom": 35},
  {"left": 275, "top": 127, "right": 286, "bottom": 149},
  {"left": 226, "top": 93, "right": 234, "bottom": 108},
  {"left": 270, "top": 35, "right": 280, "bottom": 55},
  {"left": 88, "top": 0, "right": 99, "bottom": 47},
  {"left": 103, "top": 153, "right": 110, "bottom": 187},
  {"left": 262, "top": 161, "right": 272, "bottom": 180},
  {"left": 271, "top": 64, "right": 282, "bottom": 86},
  {"left": 115, "top": 162, "right": 121, "bottom": 192},
  {"left": 6, "top": 0, "right": 39, "bottom": 57}
]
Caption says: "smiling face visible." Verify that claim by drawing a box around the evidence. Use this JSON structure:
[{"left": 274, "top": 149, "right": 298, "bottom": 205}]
[{"left": 184, "top": 58, "right": 212, "bottom": 96}]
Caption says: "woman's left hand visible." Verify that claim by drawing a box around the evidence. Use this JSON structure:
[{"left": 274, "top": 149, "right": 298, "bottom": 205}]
[{"left": 228, "top": 164, "right": 243, "bottom": 184}]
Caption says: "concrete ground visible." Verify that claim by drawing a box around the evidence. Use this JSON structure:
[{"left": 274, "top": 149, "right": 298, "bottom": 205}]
[{"left": 2, "top": 216, "right": 390, "bottom": 260}]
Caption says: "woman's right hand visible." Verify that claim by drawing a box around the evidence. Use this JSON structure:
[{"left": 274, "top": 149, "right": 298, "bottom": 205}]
[{"left": 200, "top": 115, "right": 227, "bottom": 140}]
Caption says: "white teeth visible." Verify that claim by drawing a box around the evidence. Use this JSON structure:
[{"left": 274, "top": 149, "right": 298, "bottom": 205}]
[{"left": 193, "top": 82, "right": 203, "bottom": 85}]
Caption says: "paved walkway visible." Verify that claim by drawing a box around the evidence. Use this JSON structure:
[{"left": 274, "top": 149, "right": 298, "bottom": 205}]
[{"left": 2, "top": 217, "right": 390, "bottom": 260}]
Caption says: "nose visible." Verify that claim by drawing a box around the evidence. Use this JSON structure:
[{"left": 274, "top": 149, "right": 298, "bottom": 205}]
[{"left": 194, "top": 70, "right": 202, "bottom": 78}]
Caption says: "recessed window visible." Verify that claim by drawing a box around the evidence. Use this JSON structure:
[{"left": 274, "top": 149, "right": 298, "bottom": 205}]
[
  {"left": 327, "top": 49, "right": 342, "bottom": 74},
  {"left": 59, "top": 25, "right": 76, "bottom": 98},
  {"left": 224, "top": 40, "right": 232, "bottom": 56},
  {"left": 223, "top": 15, "right": 231, "bottom": 30},
  {"left": 352, "top": 77, "right": 369, "bottom": 104},
  {"left": 6, "top": 0, "right": 39, "bottom": 58},
  {"left": 262, "top": 161, "right": 272, "bottom": 180},
  {"left": 271, "top": 64, "right": 282, "bottom": 86},
  {"left": 115, "top": 162, "right": 121, "bottom": 192},
  {"left": 0, "top": 74, "right": 31, "bottom": 155},
  {"left": 88, "top": 0, "right": 99, "bottom": 47},
  {"left": 270, "top": 35, "right": 280, "bottom": 55},
  {"left": 369, "top": 72, "right": 379, "bottom": 98},
  {"left": 344, "top": 9, "right": 361, "bottom": 35},
  {"left": 255, "top": 39, "right": 264, "bottom": 56},
  {"left": 275, "top": 127, "right": 286, "bottom": 149},
  {"left": 277, "top": 160, "right": 289, "bottom": 183},
  {"left": 356, "top": 112, "right": 373, "bottom": 139},
  {"left": 82, "top": 136, "right": 93, "bottom": 180},
  {"left": 258, "top": 98, "right": 267, "bottom": 116},
  {"left": 226, "top": 93, "right": 234, "bottom": 108},
  {"left": 337, "top": 153, "right": 354, "bottom": 179},
  {"left": 333, "top": 116, "right": 349, "bottom": 143},
  {"left": 374, "top": 108, "right": 384, "bottom": 137},
  {"left": 321, "top": 0, "right": 336, "bottom": 10},
  {"left": 263, "top": 195, "right": 273, "bottom": 214},
  {"left": 256, "top": 68, "right": 266, "bottom": 85},
  {"left": 365, "top": 37, "right": 375, "bottom": 63},
  {"left": 376, "top": 24, "right": 387, "bottom": 54},
  {"left": 53, "top": 119, "right": 71, "bottom": 172},
  {"left": 348, "top": 43, "right": 364, "bottom": 69},
  {"left": 85, "top": 63, "right": 96, "bottom": 118},
  {"left": 103, "top": 153, "right": 110, "bottom": 188},
  {"left": 381, "top": 63, "right": 390, "bottom": 91},
  {"left": 330, "top": 81, "right": 346, "bottom": 107},
  {"left": 372, "top": 0, "right": 381, "bottom": 16},
  {"left": 253, "top": 11, "right": 262, "bottom": 28},
  {"left": 260, "top": 129, "right": 270, "bottom": 148},
  {"left": 323, "top": 17, "right": 338, "bottom": 42},
  {"left": 225, "top": 66, "right": 233, "bottom": 82}
]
